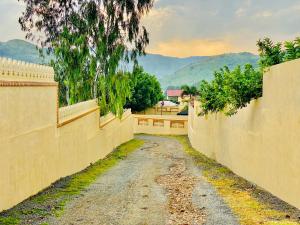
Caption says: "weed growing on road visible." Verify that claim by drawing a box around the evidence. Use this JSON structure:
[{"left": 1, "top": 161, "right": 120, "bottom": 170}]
[
  {"left": 0, "top": 139, "right": 144, "bottom": 225},
  {"left": 174, "top": 136, "right": 300, "bottom": 225}
]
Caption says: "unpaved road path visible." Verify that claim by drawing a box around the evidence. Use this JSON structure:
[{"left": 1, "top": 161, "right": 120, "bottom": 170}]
[{"left": 49, "top": 135, "right": 239, "bottom": 225}]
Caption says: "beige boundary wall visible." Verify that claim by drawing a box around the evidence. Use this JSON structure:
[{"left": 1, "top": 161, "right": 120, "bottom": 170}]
[
  {"left": 134, "top": 114, "right": 188, "bottom": 135},
  {"left": 0, "top": 58, "right": 134, "bottom": 212},
  {"left": 189, "top": 58, "right": 300, "bottom": 209}
]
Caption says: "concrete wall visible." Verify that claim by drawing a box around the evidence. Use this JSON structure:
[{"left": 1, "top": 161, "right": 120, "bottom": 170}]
[
  {"left": 0, "top": 58, "right": 134, "bottom": 212},
  {"left": 134, "top": 114, "right": 188, "bottom": 135},
  {"left": 189, "top": 58, "right": 300, "bottom": 209}
]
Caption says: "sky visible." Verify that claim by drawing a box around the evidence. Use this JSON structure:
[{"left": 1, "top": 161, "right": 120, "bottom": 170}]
[{"left": 1, "top": 0, "right": 300, "bottom": 57}]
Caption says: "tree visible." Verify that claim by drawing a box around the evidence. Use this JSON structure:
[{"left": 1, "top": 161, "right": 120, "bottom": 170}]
[
  {"left": 257, "top": 37, "right": 300, "bottom": 71},
  {"left": 181, "top": 85, "right": 199, "bottom": 99},
  {"left": 199, "top": 68, "right": 228, "bottom": 115},
  {"left": 125, "top": 66, "right": 163, "bottom": 112},
  {"left": 52, "top": 28, "right": 90, "bottom": 106},
  {"left": 257, "top": 38, "right": 284, "bottom": 70},
  {"left": 19, "top": 0, "right": 154, "bottom": 116},
  {"left": 199, "top": 64, "right": 262, "bottom": 116},
  {"left": 284, "top": 37, "right": 300, "bottom": 62}
]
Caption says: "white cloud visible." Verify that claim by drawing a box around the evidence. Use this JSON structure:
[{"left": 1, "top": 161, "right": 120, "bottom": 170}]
[
  {"left": 1, "top": 0, "right": 300, "bottom": 57},
  {"left": 0, "top": 1, "right": 25, "bottom": 41},
  {"left": 254, "top": 10, "right": 273, "bottom": 18}
]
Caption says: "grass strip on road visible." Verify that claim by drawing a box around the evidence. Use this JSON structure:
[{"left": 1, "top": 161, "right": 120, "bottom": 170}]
[
  {"left": 0, "top": 139, "right": 144, "bottom": 225},
  {"left": 174, "top": 136, "right": 300, "bottom": 225}
]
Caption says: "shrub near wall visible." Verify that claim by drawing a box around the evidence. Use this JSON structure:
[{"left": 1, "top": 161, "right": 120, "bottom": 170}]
[{"left": 189, "top": 58, "right": 300, "bottom": 210}]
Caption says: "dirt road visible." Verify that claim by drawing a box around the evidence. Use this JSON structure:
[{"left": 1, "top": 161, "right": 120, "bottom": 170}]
[{"left": 49, "top": 135, "right": 238, "bottom": 225}]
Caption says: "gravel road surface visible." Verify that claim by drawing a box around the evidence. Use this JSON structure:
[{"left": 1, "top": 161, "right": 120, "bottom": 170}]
[{"left": 49, "top": 135, "right": 238, "bottom": 225}]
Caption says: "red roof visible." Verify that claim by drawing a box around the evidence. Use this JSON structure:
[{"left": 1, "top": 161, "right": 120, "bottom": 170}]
[{"left": 167, "top": 89, "right": 182, "bottom": 97}]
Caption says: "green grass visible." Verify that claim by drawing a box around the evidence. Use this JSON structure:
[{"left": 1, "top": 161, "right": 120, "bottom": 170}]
[
  {"left": 0, "top": 217, "right": 20, "bottom": 225},
  {"left": 174, "top": 136, "right": 300, "bottom": 225},
  {"left": 0, "top": 139, "right": 144, "bottom": 225}
]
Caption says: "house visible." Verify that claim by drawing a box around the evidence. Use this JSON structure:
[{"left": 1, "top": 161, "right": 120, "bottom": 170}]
[{"left": 166, "top": 89, "right": 183, "bottom": 102}]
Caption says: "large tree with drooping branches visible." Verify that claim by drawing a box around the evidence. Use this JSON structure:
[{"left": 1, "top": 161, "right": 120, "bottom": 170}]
[{"left": 19, "top": 0, "right": 154, "bottom": 116}]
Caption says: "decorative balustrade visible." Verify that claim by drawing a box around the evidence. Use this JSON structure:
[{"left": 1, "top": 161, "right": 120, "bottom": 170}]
[
  {"left": 170, "top": 120, "right": 185, "bottom": 128},
  {"left": 134, "top": 115, "right": 188, "bottom": 135},
  {"left": 0, "top": 57, "right": 54, "bottom": 82},
  {"left": 58, "top": 100, "right": 99, "bottom": 126},
  {"left": 153, "top": 119, "right": 164, "bottom": 127}
]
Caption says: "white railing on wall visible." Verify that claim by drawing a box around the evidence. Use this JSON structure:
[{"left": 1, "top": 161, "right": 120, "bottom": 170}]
[{"left": 0, "top": 57, "right": 54, "bottom": 82}]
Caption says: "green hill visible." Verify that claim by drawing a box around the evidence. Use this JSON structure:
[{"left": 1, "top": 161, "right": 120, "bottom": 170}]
[
  {"left": 159, "top": 52, "right": 259, "bottom": 88},
  {"left": 0, "top": 40, "right": 258, "bottom": 89},
  {"left": 0, "top": 39, "right": 51, "bottom": 64},
  {"left": 136, "top": 54, "right": 205, "bottom": 80}
]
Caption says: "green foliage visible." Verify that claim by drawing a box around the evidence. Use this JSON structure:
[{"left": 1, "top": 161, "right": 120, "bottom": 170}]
[
  {"left": 0, "top": 216, "right": 20, "bottom": 225},
  {"left": 0, "top": 40, "right": 260, "bottom": 92},
  {"left": 199, "top": 64, "right": 262, "bottom": 116},
  {"left": 125, "top": 66, "right": 163, "bottom": 112},
  {"left": 198, "top": 36, "right": 300, "bottom": 117},
  {"left": 20, "top": 0, "right": 153, "bottom": 116},
  {"left": 98, "top": 72, "right": 132, "bottom": 117},
  {"left": 257, "top": 37, "right": 300, "bottom": 70},
  {"left": 177, "top": 105, "right": 189, "bottom": 116},
  {"left": 257, "top": 38, "right": 284, "bottom": 70},
  {"left": 52, "top": 28, "right": 90, "bottom": 106},
  {"left": 284, "top": 37, "right": 300, "bottom": 62},
  {"left": 160, "top": 53, "right": 259, "bottom": 88},
  {"left": 181, "top": 85, "right": 199, "bottom": 98}
]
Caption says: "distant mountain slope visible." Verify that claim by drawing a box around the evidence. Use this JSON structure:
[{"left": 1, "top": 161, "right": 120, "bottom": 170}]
[
  {"left": 136, "top": 54, "right": 205, "bottom": 80},
  {"left": 0, "top": 39, "right": 50, "bottom": 64},
  {"left": 160, "top": 52, "right": 259, "bottom": 88},
  {"left": 0, "top": 40, "right": 258, "bottom": 89},
  {"left": 0, "top": 39, "right": 200, "bottom": 77}
]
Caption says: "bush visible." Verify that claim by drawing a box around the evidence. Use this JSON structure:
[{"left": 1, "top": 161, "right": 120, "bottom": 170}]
[
  {"left": 257, "top": 37, "right": 300, "bottom": 70},
  {"left": 177, "top": 105, "right": 189, "bottom": 116},
  {"left": 125, "top": 66, "right": 164, "bottom": 112},
  {"left": 198, "top": 36, "right": 300, "bottom": 117},
  {"left": 199, "top": 64, "right": 262, "bottom": 116}
]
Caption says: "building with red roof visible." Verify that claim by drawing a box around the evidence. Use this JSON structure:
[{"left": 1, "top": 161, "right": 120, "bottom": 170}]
[{"left": 166, "top": 89, "right": 183, "bottom": 102}]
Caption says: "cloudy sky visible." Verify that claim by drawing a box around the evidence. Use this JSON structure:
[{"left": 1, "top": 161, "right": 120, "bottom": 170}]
[{"left": 1, "top": 0, "right": 300, "bottom": 57}]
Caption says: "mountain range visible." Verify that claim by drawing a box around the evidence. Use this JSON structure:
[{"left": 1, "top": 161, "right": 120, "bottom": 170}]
[{"left": 0, "top": 39, "right": 259, "bottom": 89}]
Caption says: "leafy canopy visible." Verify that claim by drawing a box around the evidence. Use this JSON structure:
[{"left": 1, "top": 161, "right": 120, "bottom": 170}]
[
  {"left": 181, "top": 85, "right": 199, "bottom": 98},
  {"left": 19, "top": 0, "right": 153, "bottom": 116},
  {"left": 199, "top": 64, "right": 262, "bottom": 116},
  {"left": 125, "top": 66, "right": 163, "bottom": 112},
  {"left": 198, "top": 36, "right": 300, "bottom": 117},
  {"left": 257, "top": 37, "right": 300, "bottom": 71}
]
